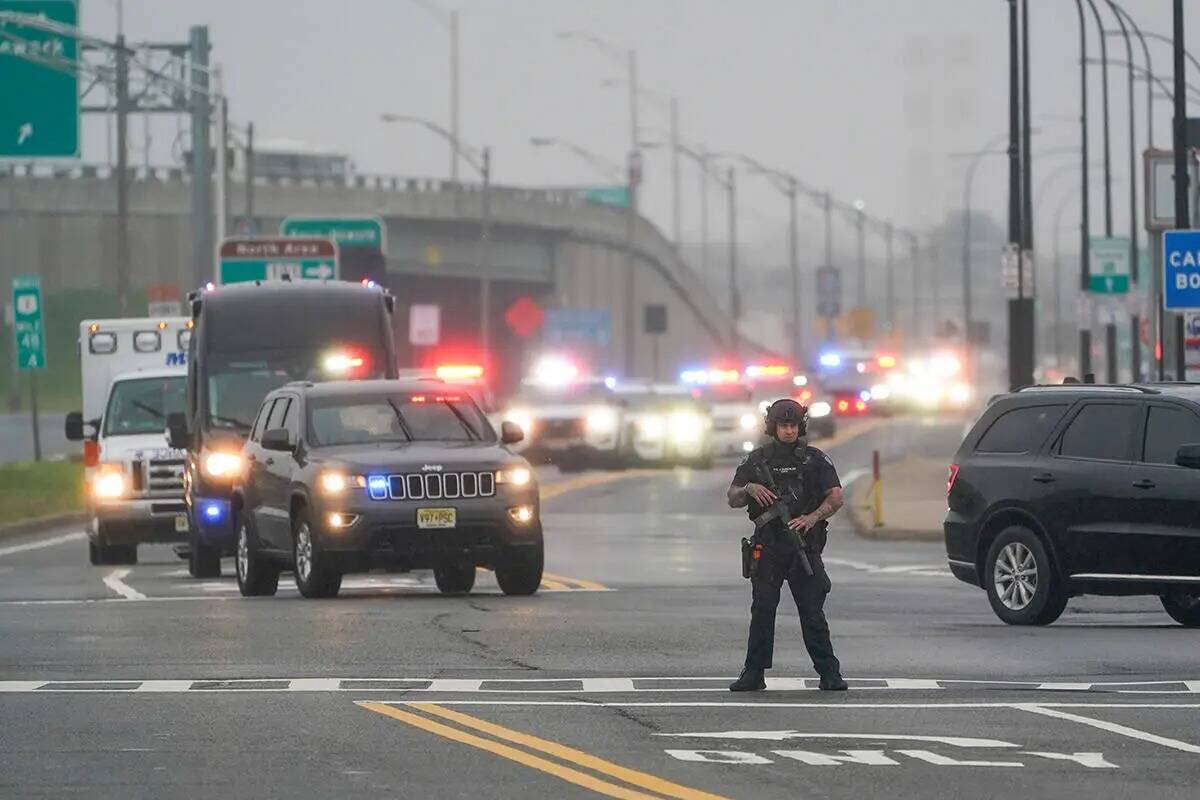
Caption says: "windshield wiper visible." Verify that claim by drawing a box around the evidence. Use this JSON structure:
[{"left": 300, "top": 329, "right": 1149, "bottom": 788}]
[
  {"left": 131, "top": 400, "right": 164, "bottom": 419},
  {"left": 209, "top": 414, "right": 251, "bottom": 431},
  {"left": 385, "top": 398, "right": 414, "bottom": 442},
  {"left": 441, "top": 401, "right": 480, "bottom": 440}
]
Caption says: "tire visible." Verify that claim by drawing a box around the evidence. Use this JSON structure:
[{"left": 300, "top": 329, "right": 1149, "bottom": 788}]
[
  {"left": 112, "top": 545, "right": 138, "bottom": 565},
  {"left": 434, "top": 564, "right": 477, "bottom": 595},
  {"left": 89, "top": 525, "right": 136, "bottom": 566},
  {"left": 88, "top": 540, "right": 105, "bottom": 566},
  {"left": 235, "top": 513, "right": 279, "bottom": 597},
  {"left": 188, "top": 528, "right": 221, "bottom": 579},
  {"left": 1161, "top": 591, "right": 1200, "bottom": 627},
  {"left": 292, "top": 509, "right": 341, "bottom": 599},
  {"left": 495, "top": 548, "right": 544, "bottom": 596},
  {"left": 984, "top": 526, "right": 1067, "bottom": 626}
]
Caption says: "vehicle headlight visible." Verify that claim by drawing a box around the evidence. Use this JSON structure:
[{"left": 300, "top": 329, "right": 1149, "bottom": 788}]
[
  {"left": 585, "top": 406, "right": 619, "bottom": 434},
  {"left": 90, "top": 464, "right": 127, "bottom": 499},
  {"left": 948, "top": 382, "right": 971, "bottom": 405},
  {"left": 869, "top": 384, "right": 891, "bottom": 401},
  {"left": 639, "top": 415, "right": 666, "bottom": 439},
  {"left": 320, "top": 471, "right": 351, "bottom": 494},
  {"left": 669, "top": 412, "right": 704, "bottom": 443},
  {"left": 202, "top": 451, "right": 243, "bottom": 479},
  {"left": 809, "top": 401, "right": 832, "bottom": 418},
  {"left": 739, "top": 413, "right": 758, "bottom": 431},
  {"left": 504, "top": 408, "right": 534, "bottom": 434},
  {"left": 496, "top": 466, "right": 533, "bottom": 486}
]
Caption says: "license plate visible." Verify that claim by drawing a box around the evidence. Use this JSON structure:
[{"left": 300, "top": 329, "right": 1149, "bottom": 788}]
[
  {"left": 174, "top": 514, "right": 190, "bottom": 533},
  {"left": 417, "top": 508, "right": 457, "bottom": 529}
]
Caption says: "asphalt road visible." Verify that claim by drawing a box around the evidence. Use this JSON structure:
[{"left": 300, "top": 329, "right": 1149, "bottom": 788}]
[{"left": 1, "top": 413, "right": 1197, "bottom": 799}]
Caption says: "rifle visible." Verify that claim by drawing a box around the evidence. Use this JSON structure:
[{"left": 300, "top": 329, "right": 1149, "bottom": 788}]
[{"left": 750, "top": 461, "right": 814, "bottom": 576}]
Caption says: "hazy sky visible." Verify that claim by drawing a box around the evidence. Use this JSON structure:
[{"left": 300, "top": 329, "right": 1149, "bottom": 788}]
[{"left": 78, "top": 1, "right": 1200, "bottom": 267}]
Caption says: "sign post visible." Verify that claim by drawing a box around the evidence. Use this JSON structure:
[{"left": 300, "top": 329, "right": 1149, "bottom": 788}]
[
  {"left": 0, "top": 1, "right": 80, "bottom": 159},
  {"left": 217, "top": 238, "right": 338, "bottom": 285},
  {"left": 1088, "top": 236, "right": 1131, "bottom": 294},
  {"left": 11, "top": 275, "right": 45, "bottom": 461}
]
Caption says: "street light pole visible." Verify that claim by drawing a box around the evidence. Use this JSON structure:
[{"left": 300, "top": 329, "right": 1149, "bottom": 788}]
[
  {"left": 727, "top": 166, "right": 740, "bottom": 349},
  {"left": 450, "top": 9, "right": 460, "bottom": 182},
  {"left": 885, "top": 221, "right": 895, "bottom": 337},
  {"left": 670, "top": 97, "right": 681, "bottom": 247},
  {"left": 1007, "top": 0, "right": 1024, "bottom": 389},
  {"left": 909, "top": 234, "right": 921, "bottom": 343},
  {"left": 788, "top": 179, "right": 801, "bottom": 366},
  {"left": 855, "top": 206, "right": 866, "bottom": 308},
  {"left": 1174, "top": 0, "right": 1189, "bottom": 380},
  {"left": 1074, "top": 0, "right": 1093, "bottom": 378}
]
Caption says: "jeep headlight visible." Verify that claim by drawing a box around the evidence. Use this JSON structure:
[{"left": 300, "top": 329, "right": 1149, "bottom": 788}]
[
  {"left": 90, "top": 464, "right": 128, "bottom": 499},
  {"left": 585, "top": 406, "right": 619, "bottom": 435},
  {"left": 202, "top": 451, "right": 244, "bottom": 480},
  {"left": 496, "top": 466, "right": 533, "bottom": 486},
  {"left": 320, "top": 470, "right": 359, "bottom": 495},
  {"left": 638, "top": 415, "right": 666, "bottom": 439}
]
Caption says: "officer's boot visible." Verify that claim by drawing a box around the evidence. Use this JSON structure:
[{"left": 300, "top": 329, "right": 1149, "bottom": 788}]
[
  {"left": 819, "top": 673, "right": 848, "bottom": 691},
  {"left": 729, "top": 668, "right": 767, "bottom": 692}
]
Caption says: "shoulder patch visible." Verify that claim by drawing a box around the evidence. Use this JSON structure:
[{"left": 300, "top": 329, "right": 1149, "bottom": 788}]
[{"left": 736, "top": 454, "right": 750, "bottom": 467}]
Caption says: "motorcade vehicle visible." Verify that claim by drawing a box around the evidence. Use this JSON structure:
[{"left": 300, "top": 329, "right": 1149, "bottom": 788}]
[
  {"left": 614, "top": 383, "right": 713, "bottom": 468},
  {"left": 500, "top": 357, "right": 628, "bottom": 470},
  {"left": 167, "top": 279, "right": 397, "bottom": 578},
  {"left": 945, "top": 383, "right": 1200, "bottom": 627},
  {"left": 233, "top": 379, "right": 542, "bottom": 598},
  {"left": 682, "top": 368, "right": 761, "bottom": 457},
  {"left": 65, "top": 317, "right": 192, "bottom": 565}
]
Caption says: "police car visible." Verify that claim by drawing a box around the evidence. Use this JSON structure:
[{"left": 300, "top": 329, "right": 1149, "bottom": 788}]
[{"left": 232, "top": 379, "right": 543, "bottom": 598}]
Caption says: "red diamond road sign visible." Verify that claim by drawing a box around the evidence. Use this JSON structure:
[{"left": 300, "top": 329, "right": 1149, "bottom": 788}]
[{"left": 504, "top": 297, "right": 544, "bottom": 339}]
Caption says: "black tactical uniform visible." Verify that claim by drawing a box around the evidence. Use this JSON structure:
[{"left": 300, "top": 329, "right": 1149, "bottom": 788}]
[{"left": 729, "top": 400, "right": 846, "bottom": 692}]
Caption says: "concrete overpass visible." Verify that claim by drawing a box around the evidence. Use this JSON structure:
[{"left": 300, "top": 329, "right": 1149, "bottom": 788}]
[{"left": 1, "top": 165, "right": 764, "bottom": 392}]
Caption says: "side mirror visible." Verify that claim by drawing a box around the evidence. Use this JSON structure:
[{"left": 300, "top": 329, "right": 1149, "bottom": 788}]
[
  {"left": 500, "top": 421, "right": 524, "bottom": 445},
  {"left": 1176, "top": 443, "right": 1200, "bottom": 469},
  {"left": 166, "top": 412, "right": 191, "bottom": 450},
  {"left": 261, "top": 428, "right": 294, "bottom": 452},
  {"left": 65, "top": 411, "right": 87, "bottom": 441}
]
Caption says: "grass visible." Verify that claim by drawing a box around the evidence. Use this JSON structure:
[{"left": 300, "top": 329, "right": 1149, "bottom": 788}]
[{"left": 0, "top": 459, "right": 85, "bottom": 526}]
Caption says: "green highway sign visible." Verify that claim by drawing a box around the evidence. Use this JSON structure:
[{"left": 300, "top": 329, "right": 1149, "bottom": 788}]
[
  {"left": 11, "top": 274, "right": 46, "bottom": 370},
  {"left": 1089, "top": 235, "right": 1131, "bottom": 295},
  {"left": 217, "top": 237, "right": 339, "bottom": 285},
  {"left": 0, "top": 1, "right": 80, "bottom": 159},
  {"left": 281, "top": 216, "right": 386, "bottom": 253}
]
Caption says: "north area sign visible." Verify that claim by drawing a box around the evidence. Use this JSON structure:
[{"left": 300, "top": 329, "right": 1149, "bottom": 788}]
[
  {"left": 11, "top": 274, "right": 46, "bottom": 370},
  {"left": 0, "top": 1, "right": 79, "bottom": 159},
  {"left": 280, "top": 216, "right": 387, "bottom": 253},
  {"left": 1164, "top": 229, "right": 1200, "bottom": 311},
  {"left": 1088, "top": 236, "right": 1131, "bottom": 294},
  {"left": 217, "top": 238, "right": 338, "bottom": 285}
]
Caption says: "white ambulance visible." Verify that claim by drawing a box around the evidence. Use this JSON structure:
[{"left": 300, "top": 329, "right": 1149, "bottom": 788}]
[{"left": 65, "top": 318, "right": 191, "bottom": 565}]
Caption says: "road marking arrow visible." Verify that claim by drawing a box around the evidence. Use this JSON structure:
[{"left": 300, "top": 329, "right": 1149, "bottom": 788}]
[{"left": 309, "top": 262, "right": 334, "bottom": 279}]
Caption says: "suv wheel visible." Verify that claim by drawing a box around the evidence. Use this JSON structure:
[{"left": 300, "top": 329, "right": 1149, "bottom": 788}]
[
  {"left": 292, "top": 511, "right": 341, "bottom": 599},
  {"left": 434, "top": 564, "right": 477, "bottom": 595},
  {"left": 984, "top": 526, "right": 1067, "bottom": 626},
  {"left": 235, "top": 514, "right": 279, "bottom": 597},
  {"left": 89, "top": 524, "right": 137, "bottom": 566},
  {"left": 495, "top": 549, "right": 544, "bottom": 596},
  {"left": 1161, "top": 591, "right": 1200, "bottom": 627},
  {"left": 188, "top": 528, "right": 221, "bottom": 579}
]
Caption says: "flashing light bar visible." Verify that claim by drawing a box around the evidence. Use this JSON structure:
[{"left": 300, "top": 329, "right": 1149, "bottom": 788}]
[
  {"left": 323, "top": 352, "right": 366, "bottom": 374},
  {"left": 436, "top": 364, "right": 484, "bottom": 381},
  {"left": 745, "top": 364, "right": 790, "bottom": 379},
  {"left": 819, "top": 352, "right": 842, "bottom": 368},
  {"left": 680, "top": 368, "right": 740, "bottom": 385},
  {"left": 409, "top": 394, "right": 464, "bottom": 404},
  {"left": 530, "top": 355, "right": 580, "bottom": 387},
  {"left": 877, "top": 355, "right": 897, "bottom": 369}
]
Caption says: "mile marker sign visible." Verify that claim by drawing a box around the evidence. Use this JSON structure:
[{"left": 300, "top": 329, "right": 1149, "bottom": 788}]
[
  {"left": 217, "top": 237, "right": 338, "bottom": 285},
  {"left": 1163, "top": 230, "right": 1200, "bottom": 311}
]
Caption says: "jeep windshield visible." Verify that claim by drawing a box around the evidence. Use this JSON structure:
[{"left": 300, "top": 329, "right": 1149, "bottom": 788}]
[
  {"left": 206, "top": 347, "right": 386, "bottom": 433},
  {"left": 104, "top": 376, "right": 187, "bottom": 436},
  {"left": 308, "top": 392, "right": 493, "bottom": 446}
]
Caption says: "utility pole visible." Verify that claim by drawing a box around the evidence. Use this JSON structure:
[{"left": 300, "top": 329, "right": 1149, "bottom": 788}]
[
  {"left": 244, "top": 122, "right": 255, "bottom": 234},
  {"left": 788, "top": 178, "right": 801, "bottom": 366},
  {"left": 855, "top": 207, "right": 866, "bottom": 307},
  {"left": 189, "top": 25, "right": 212, "bottom": 288},
  {"left": 1007, "top": 0, "right": 1026, "bottom": 389},
  {"left": 885, "top": 221, "right": 895, "bottom": 336},
  {"left": 670, "top": 97, "right": 681, "bottom": 247},
  {"left": 698, "top": 147, "right": 709, "bottom": 286},
  {"left": 1086, "top": 0, "right": 1116, "bottom": 380},
  {"left": 1017, "top": 0, "right": 1037, "bottom": 386},
  {"left": 823, "top": 191, "right": 834, "bottom": 270},
  {"left": 115, "top": 34, "right": 130, "bottom": 314},
  {"left": 214, "top": 67, "right": 229, "bottom": 248},
  {"left": 1074, "top": 0, "right": 1093, "bottom": 378},
  {"left": 909, "top": 235, "right": 921, "bottom": 343},
  {"left": 480, "top": 147, "right": 492, "bottom": 356},
  {"left": 623, "top": 150, "right": 643, "bottom": 375},
  {"left": 727, "top": 166, "right": 740, "bottom": 349},
  {"left": 1173, "top": 0, "right": 1189, "bottom": 380}
]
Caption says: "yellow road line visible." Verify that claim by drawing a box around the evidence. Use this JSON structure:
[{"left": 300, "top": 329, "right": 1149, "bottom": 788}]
[
  {"left": 539, "top": 577, "right": 570, "bottom": 590},
  {"left": 542, "top": 571, "right": 608, "bottom": 591},
  {"left": 412, "top": 702, "right": 730, "bottom": 800},
  {"left": 357, "top": 702, "right": 664, "bottom": 800}
]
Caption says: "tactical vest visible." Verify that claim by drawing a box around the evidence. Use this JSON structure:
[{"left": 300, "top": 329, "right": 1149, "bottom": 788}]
[{"left": 745, "top": 441, "right": 827, "bottom": 552}]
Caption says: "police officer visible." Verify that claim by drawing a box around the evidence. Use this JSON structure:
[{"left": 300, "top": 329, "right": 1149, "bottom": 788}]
[{"left": 726, "top": 398, "right": 848, "bottom": 692}]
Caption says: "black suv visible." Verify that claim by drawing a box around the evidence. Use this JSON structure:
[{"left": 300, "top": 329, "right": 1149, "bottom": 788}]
[
  {"left": 946, "top": 384, "right": 1200, "bottom": 626},
  {"left": 232, "top": 379, "right": 543, "bottom": 599}
]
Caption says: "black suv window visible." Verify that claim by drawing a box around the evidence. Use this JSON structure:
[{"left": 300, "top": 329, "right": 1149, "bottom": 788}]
[
  {"left": 1143, "top": 405, "right": 1200, "bottom": 464},
  {"left": 975, "top": 403, "right": 1067, "bottom": 453},
  {"left": 1058, "top": 403, "right": 1136, "bottom": 461}
]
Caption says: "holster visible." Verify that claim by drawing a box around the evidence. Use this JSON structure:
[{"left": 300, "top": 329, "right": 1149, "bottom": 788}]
[{"left": 740, "top": 536, "right": 764, "bottom": 580}]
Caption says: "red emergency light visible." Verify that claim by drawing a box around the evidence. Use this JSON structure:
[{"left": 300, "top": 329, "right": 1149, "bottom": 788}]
[{"left": 436, "top": 364, "right": 485, "bottom": 382}]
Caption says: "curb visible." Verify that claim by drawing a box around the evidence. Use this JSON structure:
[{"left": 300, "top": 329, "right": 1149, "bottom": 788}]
[
  {"left": 0, "top": 512, "right": 86, "bottom": 542},
  {"left": 844, "top": 473, "right": 942, "bottom": 542}
]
